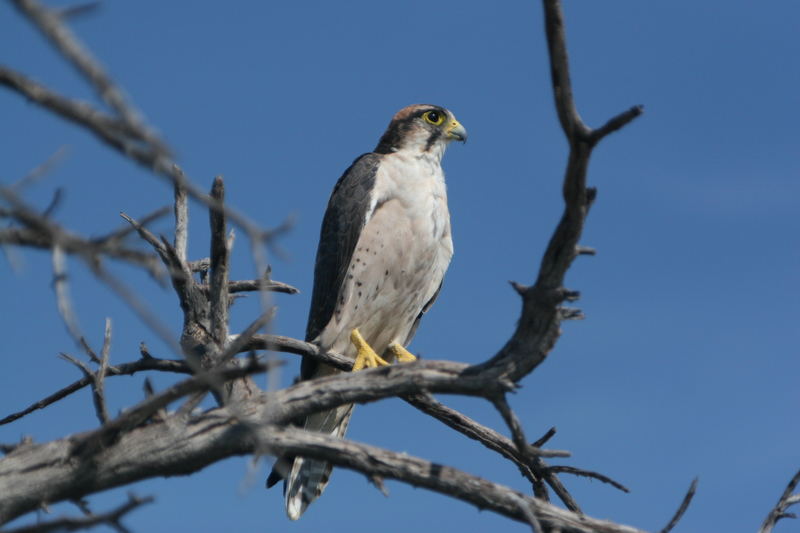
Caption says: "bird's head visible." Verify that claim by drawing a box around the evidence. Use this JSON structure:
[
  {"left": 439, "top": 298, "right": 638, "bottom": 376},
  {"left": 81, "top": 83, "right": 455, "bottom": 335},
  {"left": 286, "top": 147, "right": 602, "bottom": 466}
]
[{"left": 374, "top": 104, "right": 467, "bottom": 157}]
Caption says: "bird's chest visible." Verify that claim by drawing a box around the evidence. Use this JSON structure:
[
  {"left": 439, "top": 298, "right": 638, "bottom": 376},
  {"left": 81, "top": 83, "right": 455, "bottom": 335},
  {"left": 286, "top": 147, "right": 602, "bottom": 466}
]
[
  {"left": 374, "top": 154, "right": 453, "bottom": 265},
  {"left": 326, "top": 154, "right": 453, "bottom": 353}
]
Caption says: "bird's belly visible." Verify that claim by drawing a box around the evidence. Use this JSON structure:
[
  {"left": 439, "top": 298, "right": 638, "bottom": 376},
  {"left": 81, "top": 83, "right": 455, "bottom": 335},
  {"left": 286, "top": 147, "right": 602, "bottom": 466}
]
[{"left": 321, "top": 196, "right": 452, "bottom": 358}]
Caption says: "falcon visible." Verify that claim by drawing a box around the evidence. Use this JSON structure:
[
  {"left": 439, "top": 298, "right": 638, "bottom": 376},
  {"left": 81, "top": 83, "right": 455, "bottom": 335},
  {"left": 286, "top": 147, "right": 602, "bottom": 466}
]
[{"left": 267, "top": 104, "right": 467, "bottom": 520}]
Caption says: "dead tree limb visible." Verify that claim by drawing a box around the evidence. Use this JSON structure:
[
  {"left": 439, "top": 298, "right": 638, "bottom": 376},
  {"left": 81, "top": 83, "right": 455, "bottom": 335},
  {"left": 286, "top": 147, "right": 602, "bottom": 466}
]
[
  {"left": 0, "top": 356, "right": 191, "bottom": 427},
  {"left": 0, "top": 408, "right": 646, "bottom": 533},
  {"left": 471, "top": 0, "right": 643, "bottom": 386},
  {"left": 3, "top": 493, "right": 153, "bottom": 533},
  {"left": 758, "top": 469, "right": 800, "bottom": 533}
]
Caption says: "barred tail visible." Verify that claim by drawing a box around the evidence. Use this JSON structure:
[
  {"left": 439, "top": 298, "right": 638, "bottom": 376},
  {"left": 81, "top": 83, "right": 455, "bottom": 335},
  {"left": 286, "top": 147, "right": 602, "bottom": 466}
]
[{"left": 284, "top": 403, "right": 354, "bottom": 520}]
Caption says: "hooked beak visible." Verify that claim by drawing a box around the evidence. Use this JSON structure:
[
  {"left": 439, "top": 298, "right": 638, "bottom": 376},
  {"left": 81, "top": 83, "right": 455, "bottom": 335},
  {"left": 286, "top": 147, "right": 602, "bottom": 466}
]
[{"left": 446, "top": 119, "right": 468, "bottom": 143}]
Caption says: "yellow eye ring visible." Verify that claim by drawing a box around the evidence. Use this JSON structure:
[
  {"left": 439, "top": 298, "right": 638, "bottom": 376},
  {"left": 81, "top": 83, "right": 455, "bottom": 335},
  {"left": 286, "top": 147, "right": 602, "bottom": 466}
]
[{"left": 422, "top": 110, "right": 445, "bottom": 126}]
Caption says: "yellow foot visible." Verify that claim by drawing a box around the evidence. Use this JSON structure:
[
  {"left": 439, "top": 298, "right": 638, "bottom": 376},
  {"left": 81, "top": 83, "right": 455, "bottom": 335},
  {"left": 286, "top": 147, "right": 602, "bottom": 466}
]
[
  {"left": 388, "top": 342, "right": 417, "bottom": 363},
  {"left": 350, "top": 329, "right": 389, "bottom": 371}
]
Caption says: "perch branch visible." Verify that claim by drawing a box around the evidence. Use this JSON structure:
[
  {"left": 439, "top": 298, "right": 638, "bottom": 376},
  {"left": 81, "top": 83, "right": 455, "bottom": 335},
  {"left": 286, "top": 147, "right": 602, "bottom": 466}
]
[{"left": 0, "top": 410, "right": 647, "bottom": 533}]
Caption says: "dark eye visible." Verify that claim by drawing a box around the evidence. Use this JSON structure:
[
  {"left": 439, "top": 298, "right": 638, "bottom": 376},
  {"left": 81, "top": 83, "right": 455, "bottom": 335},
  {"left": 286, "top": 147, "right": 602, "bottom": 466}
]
[{"left": 422, "top": 110, "right": 445, "bottom": 126}]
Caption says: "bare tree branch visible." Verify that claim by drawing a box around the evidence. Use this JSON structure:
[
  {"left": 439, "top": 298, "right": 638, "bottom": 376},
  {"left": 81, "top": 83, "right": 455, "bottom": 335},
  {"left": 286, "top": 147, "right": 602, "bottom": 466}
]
[
  {"left": 219, "top": 278, "right": 299, "bottom": 295},
  {"left": 0, "top": 67, "right": 136, "bottom": 143},
  {"left": 11, "top": 0, "right": 164, "bottom": 152},
  {"left": 659, "top": 478, "right": 698, "bottom": 533},
  {"left": 0, "top": 186, "right": 162, "bottom": 276},
  {"left": 9, "top": 146, "right": 68, "bottom": 191},
  {"left": 57, "top": 352, "right": 109, "bottom": 426},
  {"left": 0, "top": 357, "right": 190, "bottom": 427},
  {"left": 3, "top": 493, "right": 153, "bottom": 533},
  {"left": 546, "top": 466, "right": 629, "bottom": 494},
  {"left": 245, "top": 333, "right": 354, "bottom": 371},
  {"left": 758, "top": 469, "right": 800, "bottom": 533},
  {"left": 471, "top": 0, "right": 643, "bottom": 388},
  {"left": 492, "top": 395, "right": 530, "bottom": 454},
  {"left": 533, "top": 426, "right": 558, "bottom": 448},
  {"left": 93, "top": 206, "right": 170, "bottom": 247},
  {"left": 51, "top": 245, "right": 86, "bottom": 351},
  {"left": 96, "top": 318, "right": 113, "bottom": 422},
  {"left": 172, "top": 166, "right": 188, "bottom": 262},
  {"left": 0, "top": 412, "right": 648, "bottom": 533},
  {"left": 208, "top": 176, "right": 229, "bottom": 361},
  {"left": 404, "top": 393, "right": 568, "bottom": 460},
  {"left": 0, "top": 227, "right": 156, "bottom": 269}
]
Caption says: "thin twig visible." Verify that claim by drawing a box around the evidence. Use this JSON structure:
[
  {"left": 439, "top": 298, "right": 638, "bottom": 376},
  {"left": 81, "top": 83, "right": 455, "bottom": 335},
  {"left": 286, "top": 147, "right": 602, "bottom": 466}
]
[
  {"left": 758, "top": 469, "right": 800, "bottom": 533},
  {"left": 58, "top": 351, "right": 108, "bottom": 425},
  {"left": 51, "top": 245, "right": 88, "bottom": 353},
  {"left": 71, "top": 357, "right": 283, "bottom": 455},
  {"left": 0, "top": 67, "right": 134, "bottom": 141},
  {"left": 12, "top": 0, "right": 164, "bottom": 152},
  {"left": 533, "top": 427, "right": 558, "bottom": 448},
  {"left": 405, "top": 393, "right": 568, "bottom": 460},
  {"left": 56, "top": 2, "right": 101, "bottom": 20},
  {"left": 119, "top": 212, "right": 169, "bottom": 259},
  {"left": 9, "top": 146, "right": 68, "bottom": 191},
  {"left": 221, "top": 279, "right": 299, "bottom": 295},
  {"left": 489, "top": 396, "right": 587, "bottom": 511},
  {"left": 0, "top": 227, "right": 154, "bottom": 268},
  {"left": 659, "top": 478, "right": 698, "bottom": 533},
  {"left": 591, "top": 105, "right": 645, "bottom": 144},
  {"left": 493, "top": 395, "right": 529, "bottom": 453},
  {"left": 219, "top": 310, "right": 277, "bottom": 366},
  {"left": 0, "top": 224, "right": 159, "bottom": 276},
  {"left": 0, "top": 64, "right": 285, "bottom": 249},
  {"left": 546, "top": 465, "right": 629, "bottom": 493},
  {"left": 95, "top": 317, "right": 113, "bottom": 424},
  {"left": 192, "top": 308, "right": 276, "bottom": 407},
  {"left": 93, "top": 206, "right": 170, "bottom": 246},
  {"left": 3, "top": 493, "right": 154, "bottom": 533},
  {"left": 0, "top": 357, "right": 190, "bottom": 426},
  {"left": 88, "top": 261, "right": 184, "bottom": 357}
]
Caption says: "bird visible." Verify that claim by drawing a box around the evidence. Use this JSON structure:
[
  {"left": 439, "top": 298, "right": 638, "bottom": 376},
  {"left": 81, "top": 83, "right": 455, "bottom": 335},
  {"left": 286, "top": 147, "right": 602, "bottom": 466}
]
[{"left": 266, "top": 104, "right": 467, "bottom": 520}]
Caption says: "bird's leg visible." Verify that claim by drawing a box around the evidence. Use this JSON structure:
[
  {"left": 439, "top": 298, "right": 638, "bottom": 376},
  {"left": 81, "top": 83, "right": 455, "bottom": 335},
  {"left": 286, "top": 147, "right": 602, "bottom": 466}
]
[
  {"left": 387, "top": 342, "right": 417, "bottom": 363},
  {"left": 350, "top": 328, "right": 389, "bottom": 371}
]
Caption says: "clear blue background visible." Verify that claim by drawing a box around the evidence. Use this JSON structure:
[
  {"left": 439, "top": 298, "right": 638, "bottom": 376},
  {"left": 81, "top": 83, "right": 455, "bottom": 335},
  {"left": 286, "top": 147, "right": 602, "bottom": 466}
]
[{"left": 1, "top": 1, "right": 798, "bottom": 532}]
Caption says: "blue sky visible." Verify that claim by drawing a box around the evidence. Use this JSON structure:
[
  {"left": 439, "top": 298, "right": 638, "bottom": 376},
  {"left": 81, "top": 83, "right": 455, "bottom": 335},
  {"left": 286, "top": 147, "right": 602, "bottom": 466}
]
[{"left": 1, "top": 1, "right": 798, "bottom": 531}]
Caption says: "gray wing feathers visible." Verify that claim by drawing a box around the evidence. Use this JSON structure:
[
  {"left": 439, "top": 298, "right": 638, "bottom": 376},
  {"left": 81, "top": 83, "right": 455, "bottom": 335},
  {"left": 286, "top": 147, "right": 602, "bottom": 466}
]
[
  {"left": 302, "top": 153, "right": 381, "bottom": 379},
  {"left": 276, "top": 153, "right": 381, "bottom": 519},
  {"left": 285, "top": 405, "right": 354, "bottom": 520}
]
